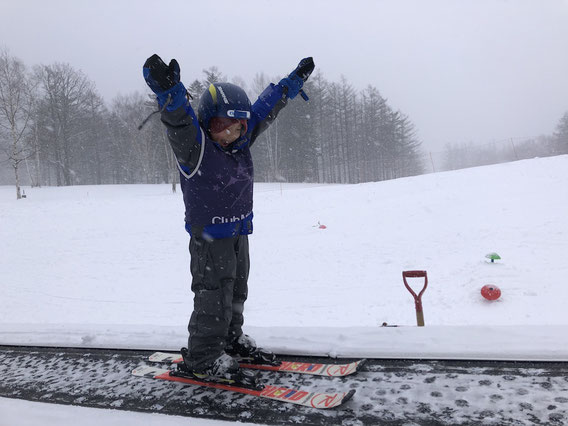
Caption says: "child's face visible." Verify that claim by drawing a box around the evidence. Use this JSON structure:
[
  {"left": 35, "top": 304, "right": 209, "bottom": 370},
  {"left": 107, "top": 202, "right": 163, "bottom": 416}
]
[{"left": 211, "top": 121, "right": 244, "bottom": 148}]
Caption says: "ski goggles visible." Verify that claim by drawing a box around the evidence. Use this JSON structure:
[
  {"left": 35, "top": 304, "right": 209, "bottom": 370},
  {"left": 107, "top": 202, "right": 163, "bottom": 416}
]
[
  {"left": 209, "top": 117, "right": 248, "bottom": 135},
  {"left": 227, "top": 109, "right": 251, "bottom": 119}
]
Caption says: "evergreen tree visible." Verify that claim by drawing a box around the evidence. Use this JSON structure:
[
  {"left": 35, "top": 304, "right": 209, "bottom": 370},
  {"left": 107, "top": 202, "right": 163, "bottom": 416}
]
[
  {"left": 187, "top": 79, "right": 204, "bottom": 111},
  {"left": 553, "top": 112, "right": 568, "bottom": 155},
  {"left": 202, "top": 66, "right": 225, "bottom": 87}
]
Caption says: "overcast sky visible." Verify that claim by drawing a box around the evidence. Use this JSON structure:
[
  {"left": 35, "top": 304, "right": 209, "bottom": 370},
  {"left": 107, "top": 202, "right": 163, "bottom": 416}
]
[{"left": 1, "top": 0, "right": 567, "bottom": 152}]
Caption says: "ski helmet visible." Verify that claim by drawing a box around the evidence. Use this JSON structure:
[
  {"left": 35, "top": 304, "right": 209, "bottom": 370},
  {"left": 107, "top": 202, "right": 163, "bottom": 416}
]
[{"left": 198, "top": 82, "right": 251, "bottom": 135}]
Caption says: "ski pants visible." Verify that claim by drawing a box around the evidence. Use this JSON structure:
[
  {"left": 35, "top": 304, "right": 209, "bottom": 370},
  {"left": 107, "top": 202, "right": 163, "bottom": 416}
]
[{"left": 186, "top": 233, "right": 249, "bottom": 371}]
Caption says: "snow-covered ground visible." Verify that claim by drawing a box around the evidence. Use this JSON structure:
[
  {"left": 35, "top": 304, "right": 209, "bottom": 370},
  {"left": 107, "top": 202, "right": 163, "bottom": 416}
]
[
  {"left": 0, "top": 396, "right": 258, "bottom": 426},
  {"left": 1, "top": 155, "right": 568, "bottom": 422},
  {"left": 2, "top": 156, "right": 568, "bottom": 358}
]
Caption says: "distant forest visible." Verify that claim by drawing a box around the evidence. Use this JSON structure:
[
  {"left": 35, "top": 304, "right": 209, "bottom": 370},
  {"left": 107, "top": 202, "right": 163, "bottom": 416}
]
[{"left": 1, "top": 48, "right": 567, "bottom": 199}]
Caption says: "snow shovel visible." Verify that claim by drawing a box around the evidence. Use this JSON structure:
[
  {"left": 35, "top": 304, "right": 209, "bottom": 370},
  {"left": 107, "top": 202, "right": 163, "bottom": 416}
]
[{"left": 402, "top": 270, "right": 428, "bottom": 326}]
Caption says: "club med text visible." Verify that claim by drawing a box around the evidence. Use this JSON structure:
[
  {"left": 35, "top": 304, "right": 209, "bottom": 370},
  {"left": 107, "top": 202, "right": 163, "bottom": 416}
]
[{"left": 211, "top": 213, "right": 250, "bottom": 224}]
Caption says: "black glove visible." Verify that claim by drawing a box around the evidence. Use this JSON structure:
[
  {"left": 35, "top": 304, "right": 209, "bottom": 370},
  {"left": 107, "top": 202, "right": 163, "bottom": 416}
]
[
  {"left": 143, "top": 54, "right": 180, "bottom": 94},
  {"left": 291, "top": 57, "right": 315, "bottom": 82},
  {"left": 279, "top": 57, "right": 315, "bottom": 100}
]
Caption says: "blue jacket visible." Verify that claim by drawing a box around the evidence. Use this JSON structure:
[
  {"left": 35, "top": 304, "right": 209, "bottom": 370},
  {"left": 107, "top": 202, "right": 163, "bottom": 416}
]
[{"left": 160, "top": 83, "right": 288, "bottom": 239}]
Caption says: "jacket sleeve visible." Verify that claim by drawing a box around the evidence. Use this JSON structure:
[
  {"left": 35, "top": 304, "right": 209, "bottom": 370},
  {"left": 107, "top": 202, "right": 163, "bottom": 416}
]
[
  {"left": 160, "top": 101, "right": 203, "bottom": 175},
  {"left": 248, "top": 83, "right": 288, "bottom": 146}
]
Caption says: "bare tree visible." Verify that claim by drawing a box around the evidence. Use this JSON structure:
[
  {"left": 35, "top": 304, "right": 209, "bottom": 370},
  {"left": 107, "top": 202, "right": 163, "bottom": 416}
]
[
  {"left": 0, "top": 48, "right": 36, "bottom": 199},
  {"left": 35, "top": 62, "right": 94, "bottom": 186}
]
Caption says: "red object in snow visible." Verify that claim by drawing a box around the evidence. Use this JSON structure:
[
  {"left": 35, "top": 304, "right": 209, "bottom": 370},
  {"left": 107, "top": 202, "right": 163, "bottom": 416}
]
[
  {"left": 402, "top": 270, "right": 428, "bottom": 326},
  {"left": 481, "top": 285, "right": 501, "bottom": 301},
  {"left": 319, "top": 224, "right": 327, "bottom": 229}
]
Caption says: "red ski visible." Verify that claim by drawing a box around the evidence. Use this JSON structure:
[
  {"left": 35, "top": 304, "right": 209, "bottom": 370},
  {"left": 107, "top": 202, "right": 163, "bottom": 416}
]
[
  {"left": 148, "top": 351, "right": 366, "bottom": 377},
  {"left": 132, "top": 365, "right": 355, "bottom": 409}
]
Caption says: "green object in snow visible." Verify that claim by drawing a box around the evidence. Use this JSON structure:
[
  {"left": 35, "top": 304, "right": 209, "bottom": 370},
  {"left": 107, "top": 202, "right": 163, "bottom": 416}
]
[{"left": 485, "top": 253, "right": 501, "bottom": 263}]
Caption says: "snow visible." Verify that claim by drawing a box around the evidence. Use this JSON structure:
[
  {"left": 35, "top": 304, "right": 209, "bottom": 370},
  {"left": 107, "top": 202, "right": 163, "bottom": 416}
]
[
  {"left": 0, "top": 396, "right": 258, "bottom": 426},
  {"left": 1, "top": 155, "right": 568, "bottom": 421}
]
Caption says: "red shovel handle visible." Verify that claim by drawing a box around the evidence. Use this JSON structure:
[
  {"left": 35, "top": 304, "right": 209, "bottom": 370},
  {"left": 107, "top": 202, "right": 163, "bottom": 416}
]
[
  {"left": 403, "top": 270, "right": 428, "bottom": 299},
  {"left": 403, "top": 270, "right": 427, "bottom": 279},
  {"left": 402, "top": 270, "right": 428, "bottom": 326}
]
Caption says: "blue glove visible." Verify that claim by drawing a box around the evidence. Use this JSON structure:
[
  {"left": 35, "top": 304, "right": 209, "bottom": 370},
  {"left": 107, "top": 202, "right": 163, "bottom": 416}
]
[
  {"left": 279, "top": 57, "right": 315, "bottom": 100},
  {"left": 279, "top": 75, "right": 304, "bottom": 100},
  {"left": 143, "top": 54, "right": 187, "bottom": 110}
]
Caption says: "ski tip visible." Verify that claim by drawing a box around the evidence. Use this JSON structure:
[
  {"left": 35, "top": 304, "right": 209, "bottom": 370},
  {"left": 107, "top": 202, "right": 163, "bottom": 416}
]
[
  {"left": 342, "top": 389, "right": 356, "bottom": 405},
  {"left": 148, "top": 351, "right": 180, "bottom": 363},
  {"left": 313, "top": 389, "right": 356, "bottom": 408},
  {"left": 132, "top": 367, "right": 150, "bottom": 377},
  {"left": 355, "top": 359, "right": 368, "bottom": 372},
  {"left": 132, "top": 365, "right": 169, "bottom": 378}
]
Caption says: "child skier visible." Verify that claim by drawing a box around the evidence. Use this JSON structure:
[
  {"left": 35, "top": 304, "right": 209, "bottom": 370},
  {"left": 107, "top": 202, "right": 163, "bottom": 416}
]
[{"left": 143, "top": 54, "right": 314, "bottom": 383}]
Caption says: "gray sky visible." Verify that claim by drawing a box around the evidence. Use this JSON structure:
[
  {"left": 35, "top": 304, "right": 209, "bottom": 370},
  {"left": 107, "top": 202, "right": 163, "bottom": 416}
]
[{"left": 1, "top": 0, "right": 567, "bottom": 152}]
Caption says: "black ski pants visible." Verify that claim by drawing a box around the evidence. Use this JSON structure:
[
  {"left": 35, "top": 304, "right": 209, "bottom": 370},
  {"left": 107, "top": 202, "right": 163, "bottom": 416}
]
[{"left": 186, "top": 233, "right": 249, "bottom": 371}]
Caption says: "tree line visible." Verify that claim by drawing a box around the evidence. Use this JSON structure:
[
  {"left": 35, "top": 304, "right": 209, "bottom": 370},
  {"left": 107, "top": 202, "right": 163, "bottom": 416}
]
[
  {"left": 0, "top": 49, "right": 424, "bottom": 198},
  {"left": 2, "top": 48, "right": 567, "bottom": 200},
  {"left": 439, "top": 127, "right": 568, "bottom": 172}
]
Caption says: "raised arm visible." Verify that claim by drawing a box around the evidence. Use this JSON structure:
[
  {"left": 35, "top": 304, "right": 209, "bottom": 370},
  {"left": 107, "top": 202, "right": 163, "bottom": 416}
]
[
  {"left": 249, "top": 57, "right": 315, "bottom": 145},
  {"left": 143, "top": 54, "right": 201, "bottom": 174}
]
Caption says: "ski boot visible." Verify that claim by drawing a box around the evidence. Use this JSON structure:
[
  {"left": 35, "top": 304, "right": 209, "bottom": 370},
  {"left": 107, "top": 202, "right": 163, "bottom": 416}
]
[
  {"left": 226, "top": 334, "right": 279, "bottom": 366},
  {"left": 172, "top": 347, "right": 262, "bottom": 390}
]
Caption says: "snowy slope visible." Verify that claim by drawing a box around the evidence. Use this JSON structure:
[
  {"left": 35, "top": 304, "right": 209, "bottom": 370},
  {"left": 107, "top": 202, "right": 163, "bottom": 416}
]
[{"left": 1, "top": 155, "right": 568, "bottom": 360}]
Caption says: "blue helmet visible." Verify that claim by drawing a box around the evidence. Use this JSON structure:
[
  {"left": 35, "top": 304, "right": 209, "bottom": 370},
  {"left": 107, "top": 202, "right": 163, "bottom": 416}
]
[{"left": 198, "top": 82, "right": 251, "bottom": 133}]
